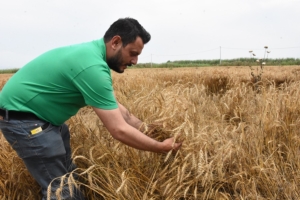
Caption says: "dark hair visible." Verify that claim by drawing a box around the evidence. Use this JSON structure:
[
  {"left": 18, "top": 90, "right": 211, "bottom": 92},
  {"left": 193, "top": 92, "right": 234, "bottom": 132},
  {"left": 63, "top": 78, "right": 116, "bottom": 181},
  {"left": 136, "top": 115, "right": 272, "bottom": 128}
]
[{"left": 104, "top": 17, "right": 151, "bottom": 46}]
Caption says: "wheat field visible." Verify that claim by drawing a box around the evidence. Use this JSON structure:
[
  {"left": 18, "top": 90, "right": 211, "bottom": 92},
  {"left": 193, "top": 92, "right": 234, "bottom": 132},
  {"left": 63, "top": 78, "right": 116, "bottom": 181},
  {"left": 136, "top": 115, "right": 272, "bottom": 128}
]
[{"left": 1, "top": 66, "right": 300, "bottom": 199}]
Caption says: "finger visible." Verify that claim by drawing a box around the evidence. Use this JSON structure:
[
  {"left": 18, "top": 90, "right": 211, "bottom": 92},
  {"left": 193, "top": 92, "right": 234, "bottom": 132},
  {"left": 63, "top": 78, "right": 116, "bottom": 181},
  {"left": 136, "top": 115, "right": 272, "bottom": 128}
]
[{"left": 172, "top": 142, "right": 182, "bottom": 151}]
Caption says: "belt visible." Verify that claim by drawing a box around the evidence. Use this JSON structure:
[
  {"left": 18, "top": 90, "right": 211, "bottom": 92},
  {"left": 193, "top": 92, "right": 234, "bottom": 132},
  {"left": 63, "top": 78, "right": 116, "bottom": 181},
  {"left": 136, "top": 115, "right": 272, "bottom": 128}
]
[
  {"left": 0, "top": 108, "right": 40, "bottom": 121},
  {"left": 0, "top": 109, "right": 50, "bottom": 130}
]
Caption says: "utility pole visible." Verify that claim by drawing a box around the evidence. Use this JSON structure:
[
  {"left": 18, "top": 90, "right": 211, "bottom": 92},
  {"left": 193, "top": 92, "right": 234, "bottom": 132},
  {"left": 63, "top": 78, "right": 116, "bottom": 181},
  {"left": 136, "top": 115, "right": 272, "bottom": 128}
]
[{"left": 220, "top": 46, "right": 222, "bottom": 65}]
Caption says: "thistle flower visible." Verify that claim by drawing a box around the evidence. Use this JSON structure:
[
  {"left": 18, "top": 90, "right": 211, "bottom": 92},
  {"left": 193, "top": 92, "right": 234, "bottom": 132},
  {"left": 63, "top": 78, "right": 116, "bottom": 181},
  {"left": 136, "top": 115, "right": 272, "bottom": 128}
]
[
  {"left": 264, "top": 46, "right": 268, "bottom": 49},
  {"left": 256, "top": 59, "right": 260, "bottom": 63},
  {"left": 267, "top": 51, "right": 271, "bottom": 53},
  {"left": 249, "top": 50, "right": 253, "bottom": 53},
  {"left": 262, "top": 62, "right": 266, "bottom": 65},
  {"left": 253, "top": 53, "right": 256, "bottom": 56}
]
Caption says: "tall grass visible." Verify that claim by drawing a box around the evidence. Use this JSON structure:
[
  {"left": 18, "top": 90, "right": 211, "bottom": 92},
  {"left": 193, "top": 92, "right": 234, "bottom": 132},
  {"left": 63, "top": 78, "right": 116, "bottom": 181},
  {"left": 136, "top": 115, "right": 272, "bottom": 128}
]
[{"left": 1, "top": 66, "right": 300, "bottom": 199}]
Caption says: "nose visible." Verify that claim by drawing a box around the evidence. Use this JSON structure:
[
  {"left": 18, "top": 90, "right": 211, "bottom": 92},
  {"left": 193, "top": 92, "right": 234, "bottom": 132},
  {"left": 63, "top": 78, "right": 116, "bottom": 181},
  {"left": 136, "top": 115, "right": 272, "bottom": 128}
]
[{"left": 131, "top": 56, "right": 138, "bottom": 65}]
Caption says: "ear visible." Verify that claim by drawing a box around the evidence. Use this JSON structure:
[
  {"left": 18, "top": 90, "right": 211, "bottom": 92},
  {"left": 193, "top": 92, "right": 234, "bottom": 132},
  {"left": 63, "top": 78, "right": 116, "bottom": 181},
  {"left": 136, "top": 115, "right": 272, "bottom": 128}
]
[{"left": 111, "top": 35, "right": 122, "bottom": 50}]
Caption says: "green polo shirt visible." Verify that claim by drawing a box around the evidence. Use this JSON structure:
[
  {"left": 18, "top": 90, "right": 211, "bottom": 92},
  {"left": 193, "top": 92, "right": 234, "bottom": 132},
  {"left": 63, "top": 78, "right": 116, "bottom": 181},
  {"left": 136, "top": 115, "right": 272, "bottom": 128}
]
[{"left": 0, "top": 38, "right": 118, "bottom": 125}]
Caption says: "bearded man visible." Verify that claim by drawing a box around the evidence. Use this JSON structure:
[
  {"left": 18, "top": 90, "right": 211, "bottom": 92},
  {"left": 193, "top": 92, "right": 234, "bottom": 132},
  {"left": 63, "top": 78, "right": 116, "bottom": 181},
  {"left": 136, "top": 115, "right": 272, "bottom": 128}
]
[{"left": 0, "top": 18, "right": 182, "bottom": 199}]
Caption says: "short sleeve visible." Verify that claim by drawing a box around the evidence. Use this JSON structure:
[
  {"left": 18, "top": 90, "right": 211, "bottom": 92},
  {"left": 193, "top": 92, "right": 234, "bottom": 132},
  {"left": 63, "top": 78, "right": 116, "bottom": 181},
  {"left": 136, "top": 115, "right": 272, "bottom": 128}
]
[{"left": 72, "top": 65, "right": 118, "bottom": 110}]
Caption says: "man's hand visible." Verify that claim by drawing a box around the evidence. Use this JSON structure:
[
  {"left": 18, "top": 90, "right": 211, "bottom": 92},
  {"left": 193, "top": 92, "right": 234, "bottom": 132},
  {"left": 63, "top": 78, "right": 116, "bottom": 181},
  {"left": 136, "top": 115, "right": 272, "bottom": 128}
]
[
  {"left": 141, "top": 122, "right": 183, "bottom": 153},
  {"left": 161, "top": 137, "right": 182, "bottom": 153}
]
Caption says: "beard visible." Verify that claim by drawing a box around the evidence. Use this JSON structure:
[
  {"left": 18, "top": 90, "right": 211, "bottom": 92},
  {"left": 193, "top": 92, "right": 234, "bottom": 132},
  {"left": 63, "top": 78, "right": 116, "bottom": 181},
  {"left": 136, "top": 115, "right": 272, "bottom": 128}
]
[{"left": 107, "top": 49, "right": 125, "bottom": 73}]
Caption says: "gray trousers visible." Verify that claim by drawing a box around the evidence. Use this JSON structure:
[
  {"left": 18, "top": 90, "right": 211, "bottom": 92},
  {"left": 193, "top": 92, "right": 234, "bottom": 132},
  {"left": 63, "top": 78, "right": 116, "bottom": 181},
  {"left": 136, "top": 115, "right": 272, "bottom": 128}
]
[{"left": 0, "top": 119, "right": 85, "bottom": 200}]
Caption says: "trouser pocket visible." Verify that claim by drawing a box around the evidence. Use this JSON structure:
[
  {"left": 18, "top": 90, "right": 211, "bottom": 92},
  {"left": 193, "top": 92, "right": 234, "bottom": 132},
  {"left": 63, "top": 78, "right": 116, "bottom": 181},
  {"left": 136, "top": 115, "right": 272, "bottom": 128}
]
[{"left": 1, "top": 121, "right": 66, "bottom": 159}]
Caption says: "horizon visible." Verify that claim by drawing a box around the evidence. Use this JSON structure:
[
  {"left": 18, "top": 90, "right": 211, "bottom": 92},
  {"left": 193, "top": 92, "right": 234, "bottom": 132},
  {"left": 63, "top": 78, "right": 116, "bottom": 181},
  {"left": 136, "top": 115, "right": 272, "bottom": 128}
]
[{"left": 1, "top": 57, "right": 299, "bottom": 70}]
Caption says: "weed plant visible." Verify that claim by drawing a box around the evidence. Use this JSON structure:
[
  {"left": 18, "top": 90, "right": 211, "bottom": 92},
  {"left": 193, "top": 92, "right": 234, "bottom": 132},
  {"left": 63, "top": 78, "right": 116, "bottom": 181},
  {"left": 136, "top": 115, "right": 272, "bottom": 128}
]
[{"left": 248, "top": 46, "right": 271, "bottom": 92}]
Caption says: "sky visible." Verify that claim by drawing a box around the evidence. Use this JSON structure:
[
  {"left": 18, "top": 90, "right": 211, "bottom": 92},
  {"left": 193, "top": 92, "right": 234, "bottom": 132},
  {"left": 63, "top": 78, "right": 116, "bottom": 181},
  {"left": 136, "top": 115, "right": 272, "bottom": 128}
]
[{"left": 0, "top": 0, "right": 300, "bottom": 69}]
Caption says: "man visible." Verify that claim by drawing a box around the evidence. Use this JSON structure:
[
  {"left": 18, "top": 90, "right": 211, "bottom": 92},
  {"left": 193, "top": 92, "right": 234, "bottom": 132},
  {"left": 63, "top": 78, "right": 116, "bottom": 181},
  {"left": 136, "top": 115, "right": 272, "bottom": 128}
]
[{"left": 0, "top": 18, "right": 182, "bottom": 199}]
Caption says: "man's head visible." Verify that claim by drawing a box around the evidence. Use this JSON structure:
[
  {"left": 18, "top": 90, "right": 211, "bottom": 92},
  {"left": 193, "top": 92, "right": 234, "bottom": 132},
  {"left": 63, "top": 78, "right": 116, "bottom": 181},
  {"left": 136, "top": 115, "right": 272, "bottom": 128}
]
[{"left": 104, "top": 18, "right": 151, "bottom": 73}]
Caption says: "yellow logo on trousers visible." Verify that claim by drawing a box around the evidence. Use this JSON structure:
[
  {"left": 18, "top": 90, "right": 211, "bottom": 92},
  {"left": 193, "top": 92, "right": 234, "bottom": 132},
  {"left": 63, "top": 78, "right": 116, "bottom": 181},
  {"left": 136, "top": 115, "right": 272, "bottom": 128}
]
[{"left": 31, "top": 127, "right": 42, "bottom": 135}]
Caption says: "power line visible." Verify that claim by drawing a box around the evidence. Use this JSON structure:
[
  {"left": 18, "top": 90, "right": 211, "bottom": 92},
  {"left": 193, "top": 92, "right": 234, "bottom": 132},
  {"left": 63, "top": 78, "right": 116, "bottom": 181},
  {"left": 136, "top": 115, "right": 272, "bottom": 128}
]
[
  {"left": 140, "top": 45, "right": 299, "bottom": 64},
  {"left": 222, "top": 46, "right": 300, "bottom": 50},
  {"left": 151, "top": 48, "right": 219, "bottom": 57},
  {"left": 147, "top": 46, "right": 299, "bottom": 58},
  {"left": 271, "top": 46, "right": 300, "bottom": 50},
  {"left": 222, "top": 47, "right": 263, "bottom": 50}
]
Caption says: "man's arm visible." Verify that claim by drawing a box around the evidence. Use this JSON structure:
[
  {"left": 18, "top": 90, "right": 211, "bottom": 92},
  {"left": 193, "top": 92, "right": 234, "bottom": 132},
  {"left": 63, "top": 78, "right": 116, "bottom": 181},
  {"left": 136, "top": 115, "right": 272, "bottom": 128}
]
[
  {"left": 117, "top": 102, "right": 159, "bottom": 136},
  {"left": 117, "top": 102, "right": 143, "bottom": 130},
  {"left": 92, "top": 106, "right": 182, "bottom": 153}
]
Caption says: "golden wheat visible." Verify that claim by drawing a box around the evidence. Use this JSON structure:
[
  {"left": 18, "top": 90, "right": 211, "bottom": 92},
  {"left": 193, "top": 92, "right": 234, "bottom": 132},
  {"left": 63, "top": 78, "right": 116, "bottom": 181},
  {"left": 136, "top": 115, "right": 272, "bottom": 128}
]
[{"left": 1, "top": 66, "right": 300, "bottom": 199}]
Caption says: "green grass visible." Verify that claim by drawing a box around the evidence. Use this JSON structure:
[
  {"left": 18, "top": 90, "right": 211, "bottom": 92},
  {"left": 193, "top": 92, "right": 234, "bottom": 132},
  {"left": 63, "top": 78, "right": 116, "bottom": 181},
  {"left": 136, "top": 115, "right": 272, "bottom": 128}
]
[
  {"left": 0, "top": 68, "right": 19, "bottom": 74},
  {"left": 134, "top": 58, "right": 300, "bottom": 68}
]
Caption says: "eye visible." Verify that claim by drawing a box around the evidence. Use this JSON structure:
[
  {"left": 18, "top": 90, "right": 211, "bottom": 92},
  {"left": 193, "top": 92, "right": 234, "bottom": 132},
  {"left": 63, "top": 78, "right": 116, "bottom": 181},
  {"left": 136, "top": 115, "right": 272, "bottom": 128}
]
[{"left": 130, "top": 52, "right": 139, "bottom": 56}]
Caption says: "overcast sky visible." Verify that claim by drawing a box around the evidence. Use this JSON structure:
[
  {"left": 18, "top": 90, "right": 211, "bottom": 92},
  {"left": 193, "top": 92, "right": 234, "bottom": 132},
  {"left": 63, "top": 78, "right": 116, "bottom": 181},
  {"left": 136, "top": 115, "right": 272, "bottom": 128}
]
[{"left": 0, "top": 0, "right": 299, "bottom": 69}]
